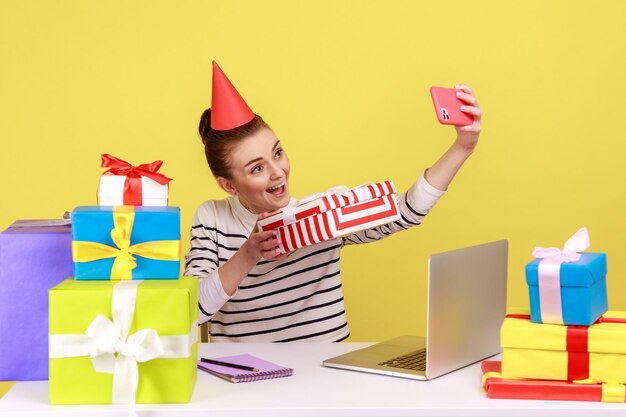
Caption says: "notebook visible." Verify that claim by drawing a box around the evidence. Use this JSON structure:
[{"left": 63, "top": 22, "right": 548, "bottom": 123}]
[{"left": 197, "top": 354, "right": 294, "bottom": 383}]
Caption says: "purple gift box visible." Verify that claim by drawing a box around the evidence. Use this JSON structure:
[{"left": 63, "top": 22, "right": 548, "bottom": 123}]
[{"left": 0, "top": 220, "right": 73, "bottom": 381}]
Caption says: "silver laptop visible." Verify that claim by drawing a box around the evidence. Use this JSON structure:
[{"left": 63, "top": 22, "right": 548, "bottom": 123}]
[{"left": 322, "top": 240, "right": 508, "bottom": 380}]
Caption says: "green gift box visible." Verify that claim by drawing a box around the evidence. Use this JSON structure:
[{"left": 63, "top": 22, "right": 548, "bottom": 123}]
[{"left": 48, "top": 277, "right": 198, "bottom": 404}]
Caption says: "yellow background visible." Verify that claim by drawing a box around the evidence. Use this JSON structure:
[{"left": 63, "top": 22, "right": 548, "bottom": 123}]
[{"left": 1, "top": 0, "right": 626, "bottom": 396}]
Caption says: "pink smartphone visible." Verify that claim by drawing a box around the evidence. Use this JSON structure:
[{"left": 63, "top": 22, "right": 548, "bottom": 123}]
[{"left": 430, "top": 86, "right": 473, "bottom": 126}]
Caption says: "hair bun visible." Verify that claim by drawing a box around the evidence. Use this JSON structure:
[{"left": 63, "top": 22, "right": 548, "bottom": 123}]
[{"left": 199, "top": 108, "right": 212, "bottom": 142}]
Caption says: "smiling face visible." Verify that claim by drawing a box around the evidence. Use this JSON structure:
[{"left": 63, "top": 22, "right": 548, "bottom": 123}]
[{"left": 216, "top": 127, "right": 291, "bottom": 214}]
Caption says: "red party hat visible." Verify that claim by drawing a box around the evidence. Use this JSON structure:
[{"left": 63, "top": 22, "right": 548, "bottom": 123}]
[{"left": 210, "top": 61, "right": 255, "bottom": 130}]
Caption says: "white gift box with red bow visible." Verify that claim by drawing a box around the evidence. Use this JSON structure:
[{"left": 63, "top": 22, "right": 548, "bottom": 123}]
[
  {"left": 258, "top": 180, "right": 400, "bottom": 253},
  {"left": 97, "top": 154, "right": 172, "bottom": 207},
  {"left": 98, "top": 174, "right": 169, "bottom": 206}
]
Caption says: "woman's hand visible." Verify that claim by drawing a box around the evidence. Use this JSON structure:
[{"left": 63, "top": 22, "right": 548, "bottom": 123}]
[
  {"left": 241, "top": 230, "right": 282, "bottom": 262},
  {"left": 453, "top": 84, "right": 482, "bottom": 152},
  {"left": 241, "top": 213, "right": 288, "bottom": 262},
  {"left": 423, "top": 85, "right": 482, "bottom": 191},
  {"left": 218, "top": 216, "right": 286, "bottom": 296}
]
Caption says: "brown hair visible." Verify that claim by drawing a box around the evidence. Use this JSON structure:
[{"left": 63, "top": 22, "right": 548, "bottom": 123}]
[{"left": 198, "top": 109, "right": 270, "bottom": 179}]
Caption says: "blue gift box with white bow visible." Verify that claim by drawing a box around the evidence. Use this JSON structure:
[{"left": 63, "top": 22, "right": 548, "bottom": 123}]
[
  {"left": 526, "top": 253, "right": 608, "bottom": 325},
  {"left": 525, "top": 228, "right": 608, "bottom": 326}
]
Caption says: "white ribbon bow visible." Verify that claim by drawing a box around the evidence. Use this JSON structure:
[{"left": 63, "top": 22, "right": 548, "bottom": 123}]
[
  {"left": 86, "top": 315, "right": 164, "bottom": 404},
  {"left": 532, "top": 227, "right": 590, "bottom": 262},
  {"left": 278, "top": 186, "right": 359, "bottom": 227},
  {"left": 299, "top": 184, "right": 372, "bottom": 206},
  {"left": 87, "top": 281, "right": 163, "bottom": 404}
]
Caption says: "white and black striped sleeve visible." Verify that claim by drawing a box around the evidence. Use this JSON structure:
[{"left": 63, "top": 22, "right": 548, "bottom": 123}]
[
  {"left": 342, "top": 172, "right": 445, "bottom": 246},
  {"left": 183, "top": 202, "right": 233, "bottom": 323}
]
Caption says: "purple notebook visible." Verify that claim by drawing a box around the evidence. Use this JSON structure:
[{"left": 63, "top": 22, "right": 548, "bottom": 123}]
[{"left": 198, "top": 354, "right": 294, "bottom": 383}]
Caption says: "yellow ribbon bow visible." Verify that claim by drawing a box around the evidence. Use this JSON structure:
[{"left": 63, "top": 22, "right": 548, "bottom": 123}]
[{"left": 72, "top": 206, "right": 179, "bottom": 280}]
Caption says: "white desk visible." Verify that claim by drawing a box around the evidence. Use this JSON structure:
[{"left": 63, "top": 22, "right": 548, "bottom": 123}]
[{"left": 1, "top": 342, "right": 624, "bottom": 417}]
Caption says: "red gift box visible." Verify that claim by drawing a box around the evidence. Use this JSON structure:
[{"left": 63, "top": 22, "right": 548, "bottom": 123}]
[
  {"left": 258, "top": 181, "right": 400, "bottom": 253},
  {"left": 482, "top": 360, "right": 626, "bottom": 403}
]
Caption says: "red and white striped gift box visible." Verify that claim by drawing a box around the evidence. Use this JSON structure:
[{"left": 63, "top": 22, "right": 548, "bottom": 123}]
[
  {"left": 259, "top": 180, "right": 396, "bottom": 230},
  {"left": 258, "top": 181, "right": 400, "bottom": 253}
]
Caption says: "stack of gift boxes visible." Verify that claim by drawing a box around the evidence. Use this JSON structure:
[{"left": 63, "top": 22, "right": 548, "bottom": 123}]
[
  {"left": 483, "top": 227, "right": 626, "bottom": 403},
  {"left": 0, "top": 154, "right": 198, "bottom": 405},
  {"left": 1, "top": 154, "right": 400, "bottom": 403}
]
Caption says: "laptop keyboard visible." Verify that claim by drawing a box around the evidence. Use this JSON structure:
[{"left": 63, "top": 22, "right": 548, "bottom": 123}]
[{"left": 378, "top": 348, "right": 426, "bottom": 371}]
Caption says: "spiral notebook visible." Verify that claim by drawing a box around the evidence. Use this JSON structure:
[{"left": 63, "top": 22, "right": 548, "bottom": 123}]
[{"left": 197, "top": 354, "right": 294, "bottom": 383}]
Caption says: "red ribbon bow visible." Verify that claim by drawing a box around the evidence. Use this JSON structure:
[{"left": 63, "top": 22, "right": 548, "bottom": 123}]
[{"left": 101, "top": 154, "right": 172, "bottom": 206}]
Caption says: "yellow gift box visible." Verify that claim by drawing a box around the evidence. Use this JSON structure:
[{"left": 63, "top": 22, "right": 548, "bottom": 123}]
[
  {"left": 49, "top": 278, "right": 198, "bottom": 404},
  {"left": 501, "top": 308, "right": 626, "bottom": 383}
]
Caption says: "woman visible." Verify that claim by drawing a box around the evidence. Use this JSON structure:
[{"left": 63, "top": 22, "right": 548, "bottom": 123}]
[{"left": 185, "top": 61, "right": 482, "bottom": 342}]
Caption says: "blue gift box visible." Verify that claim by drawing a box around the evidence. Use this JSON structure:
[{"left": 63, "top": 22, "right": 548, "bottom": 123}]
[
  {"left": 525, "top": 252, "right": 608, "bottom": 326},
  {"left": 0, "top": 220, "right": 73, "bottom": 380},
  {"left": 71, "top": 206, "right": 180, "bottom": 280}
]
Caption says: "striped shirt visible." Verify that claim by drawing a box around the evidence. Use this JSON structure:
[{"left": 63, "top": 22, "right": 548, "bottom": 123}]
[{"left": 184, "top": 173, "right": 445, "bottom": 342}]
